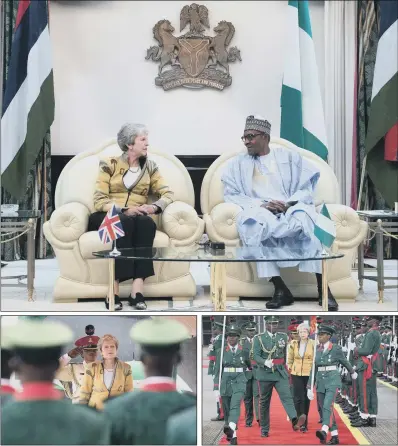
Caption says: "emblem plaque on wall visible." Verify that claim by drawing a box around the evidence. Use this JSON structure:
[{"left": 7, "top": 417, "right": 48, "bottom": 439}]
[{"left": 145, "top": 3, "right": 242, "bottom": 91}]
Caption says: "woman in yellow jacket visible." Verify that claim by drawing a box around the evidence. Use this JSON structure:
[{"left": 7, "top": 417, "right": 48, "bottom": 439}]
[
  {"left": 79, "top": 334, "right": 133, "bottom": 410},
  {"left": 287, "top": 322, "right": 316, "bottom": 432},
  {"left": 88, "top": 123, "right": 174, "bottom": 311}
]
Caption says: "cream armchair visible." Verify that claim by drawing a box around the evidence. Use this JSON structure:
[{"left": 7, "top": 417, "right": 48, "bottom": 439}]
[
  {"left": 201, "top": 138, "right": 368, "bottom": 301},
  {"left": 44, "top": 140, "right": 204, "bottom": 302}
]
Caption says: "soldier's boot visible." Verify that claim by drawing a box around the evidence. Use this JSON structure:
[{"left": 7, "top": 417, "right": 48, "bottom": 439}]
[
  {"left": 211, "top": 402, "right": 224, "bottom": 421},
  {"left": 223, "top": 426, "right": 233, "bottom": 442},
  {"left": 327, "top": 435, "right": 339, "bottom": 445},
  {"left": 316, "top": 273, "right": 338, "bottom": 311},
  {"left": 316, "top": 429, "right": 328, "bottom": 444},
  {"left": 261, "top": 428, "right": 269, "bottom": 437},
  {"left": 368, "top": 417, "right": 376, "bottom": 427},
  {"left": 343, "top": 405, "right": 357, "bottom": 414},
  {"left": 230, "top": 438, "right": 238, "bottom": 445},
  {"left": 266, "top": 276, "right": 294, "bottom": 309},
  {"left": 351, "top": 417, "right": 371, "bottom": 427},
  {"left": 292, "top": 414, "right": 306, "bottom": 431}
]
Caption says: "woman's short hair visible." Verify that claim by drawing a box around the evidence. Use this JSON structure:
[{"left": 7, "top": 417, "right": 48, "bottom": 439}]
[
  {"left": 117, "top": 123, "right": 148, "bottom": 152},
  {"left": 98, "top": 334, "right": 119, "bottom": 351},
  {"left": 297, "top": 323, "right": 310, "bottom": 334}
]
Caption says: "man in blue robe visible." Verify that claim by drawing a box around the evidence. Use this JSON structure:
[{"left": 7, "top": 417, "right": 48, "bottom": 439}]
[{"left": 221, "top": 115, "right": 338, "bottom": 311}]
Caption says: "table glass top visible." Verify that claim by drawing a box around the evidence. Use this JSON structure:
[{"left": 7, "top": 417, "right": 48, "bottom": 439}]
[
  {"left": 0, "top": 210, "right": 42, "bottom": 219},
  {"left": 357, "top": 210, "right": 398, "bottom": 219},
  {"left": 92, "top": 246, "right": 344, "bottom": 262}
]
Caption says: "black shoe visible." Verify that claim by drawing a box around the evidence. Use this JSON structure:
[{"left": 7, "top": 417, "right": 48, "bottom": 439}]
[
  {"left": 351, "top": 418, "right": 370, "bottom": 427},
  {"left": 211, "top": 416, "right": 224, "bottom": 421},
  {"left": 223, "top": 426, "right": 233, "bottom": 441},
  {"left": 368, "top": 418, "right": 376, "bottom": 427},
  {"left": 128, "top": 292, "right": 147, "bottom": 310},
  {"left": 344, "top": 406, "right": 357, "bottom": 414},
  {"left": 292, "top": 414, "right": 306, "bottom": 431},
  {"left": 327, "top": 436, "right": 339, "bottom": 445},
  {"left": 261, "top": 428, "right": 269, "bottom": 437},
  {"left": 300, "top": 425, "right": 308, "bottom": 433},
  {"left": 318, "top": 419, "right": 323, "bottom": 423},
  {"left": 266, "top": 288, "right": 294, "bottom": 309},
  {"left": 105, "top": 295, "right": 123, "bottom": 311},
  {"left": 245, "top": 422, "right": 252, "bottom": 427},
  {"left": 231, "top": 438, "right": 238, "bottom": 445},
  {"left": 316, "top": 430, "right": 327, "bottom": 444}
]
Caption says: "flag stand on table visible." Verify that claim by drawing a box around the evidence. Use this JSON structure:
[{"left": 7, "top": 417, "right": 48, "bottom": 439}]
[
  {"left": 110, "top": 240, "right": 121, "bottom": 257},
  {"left": 314, "top": 204, "right": 336, "bottom": 311}
]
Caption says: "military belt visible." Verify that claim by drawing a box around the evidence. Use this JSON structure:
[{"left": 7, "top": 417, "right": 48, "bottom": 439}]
[
  {"left": 318, "top": 366, "right": 337, "bottom": 371},
  {"left": 224, "top": 367, "right": 244, "bottom": 372}
]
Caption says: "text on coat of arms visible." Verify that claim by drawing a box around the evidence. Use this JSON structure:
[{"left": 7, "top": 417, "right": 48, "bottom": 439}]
[{"left": 145, "top": 3, "right": 242, "bottom": 91}]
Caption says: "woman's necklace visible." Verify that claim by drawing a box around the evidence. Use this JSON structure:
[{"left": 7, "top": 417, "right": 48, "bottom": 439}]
[{"left": 129, "top": 166, "right": 140, "bottom": 173}]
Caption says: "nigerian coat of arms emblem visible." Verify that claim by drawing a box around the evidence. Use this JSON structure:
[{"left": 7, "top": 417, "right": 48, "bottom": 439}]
[{"left": 145, "top": 3, "right": 242, "bottom": 91}]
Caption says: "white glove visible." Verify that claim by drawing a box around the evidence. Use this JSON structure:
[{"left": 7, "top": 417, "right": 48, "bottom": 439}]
[
  {"left": 264, "top": 360, "right": 273, "bottom": 368},
  {"left": 214, "top": 390, "right": 220, "bottom": 398},
  {"left": 307, "top": 389, "right": 314, "bottom": 400},
  {"left": 351, "top": 372, "right": 358, "bottom": 380},
  {"left": 352, "top": 365, "right": 356, "bottom": 371},
  {"left": 342, "top": 346, "right": 348, "bottom": 353}
]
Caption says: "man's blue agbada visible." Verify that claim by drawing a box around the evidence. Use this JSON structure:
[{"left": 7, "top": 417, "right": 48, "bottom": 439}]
[{"left": 221, "top": 147, "right": 323, "bottom": 278}]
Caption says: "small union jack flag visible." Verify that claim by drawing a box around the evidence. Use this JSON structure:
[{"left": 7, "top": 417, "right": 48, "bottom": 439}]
[{"left": 98, "top": 205, "right": 125, "bottom": 244}]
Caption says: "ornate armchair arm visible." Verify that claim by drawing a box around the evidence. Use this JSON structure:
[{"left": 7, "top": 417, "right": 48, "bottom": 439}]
[
  {"left": 161, "top": 201, "right": 205, "bottom": 247},
  {"left": 48, "top": 202, "right": 90, "bottom": 243},
  {"left": 204, "top": 202, "right": 242, "bottom": 246}
]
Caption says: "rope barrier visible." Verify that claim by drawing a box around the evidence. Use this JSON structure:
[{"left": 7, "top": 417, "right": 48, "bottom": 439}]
[{"left": 0, "top": 219, "right": 34, "bottom": 243}]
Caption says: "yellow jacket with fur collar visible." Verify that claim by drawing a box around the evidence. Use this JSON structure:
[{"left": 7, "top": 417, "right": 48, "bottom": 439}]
[
  {"left": 79, "top": 359, "right": 133, "bottom": 410},
  {"left": 287, "top": 339, "right": 316, "bottom": 376},
  {"left": 93, "top": 154, "right": 174, "bottom": 213}
]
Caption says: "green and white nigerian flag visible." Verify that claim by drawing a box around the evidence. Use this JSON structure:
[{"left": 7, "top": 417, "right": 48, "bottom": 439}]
[
  {"left": 314, "top": 204, "right": 336, "bottom": 248},
  {"left": 280, "top": 0, "right": 328, "bottom": 161}
]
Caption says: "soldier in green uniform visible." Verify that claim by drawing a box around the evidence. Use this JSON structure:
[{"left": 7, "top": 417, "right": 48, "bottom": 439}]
[
  {"left": 253, "top": 315, "right": 306, "bottom": 438},
  {"left": 381, "top": 324, "right": 392, "bottom": 381},
  {"left": 307, "top": 324, "right": 357, "bottom": 445},
  {"left": 240, "top": 321, "right": 260, "bottom": 427},
  {"left": 104, "top": 317, "right": 196, "bottom": 445},
  {"left": 164, "top": 405, "right": 196, "bottom": 445},
  {"left": 208, "top": 321, "right": 225, "bottom": 421},
  {"left": 213, "top": 324, "right": 250, "bottom": 445},
  {"left": 351, "top": 316, "right": 382, "bottom": 428},
  {"left": 1, "top": 318, "right": 110, "bottom": 445},
  {"left": 348, "top": 322, "right": 366, "bottom": 425}
]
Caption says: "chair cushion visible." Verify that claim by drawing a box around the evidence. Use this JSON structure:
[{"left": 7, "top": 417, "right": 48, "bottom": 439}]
[{"left": 79, "top": 230, "right": 170, "bottom": 259}]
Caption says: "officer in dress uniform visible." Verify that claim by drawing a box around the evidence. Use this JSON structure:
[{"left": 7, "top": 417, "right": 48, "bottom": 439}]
[
  {"left": 307, "top": 324, "right": 357, "bottom": 445},
  {"left": 104, "top": 317, "right": 196, "bottom": 445},
  {"left": 213, "top": 324, "right": 250, "bottom": 445},
  {"left": 1, "top": 318, "right": 110, "bottom": 445},
  {"left": 351, "top": 316, "right": 382, "bottom": 428},
  {"left": 57, "top": 325, "right": 100, "bottom": 403},
  {"left": 253, "top": 315, "right": 306, "bottom": 438},
  {"left": 240, "top": 321, "right": 260, "bottom": 427},
  {"left": 208, "top": 321, "right": 225, "bottom": 421}
]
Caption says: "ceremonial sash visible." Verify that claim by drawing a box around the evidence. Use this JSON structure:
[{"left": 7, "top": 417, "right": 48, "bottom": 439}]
[{"left": 361, "top": 353, "right": 379, "bottom": 380}]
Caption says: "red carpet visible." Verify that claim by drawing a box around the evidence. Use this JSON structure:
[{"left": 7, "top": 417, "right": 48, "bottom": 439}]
[{"left": 218, "top": 391, "right": 359, "bottom": 445}]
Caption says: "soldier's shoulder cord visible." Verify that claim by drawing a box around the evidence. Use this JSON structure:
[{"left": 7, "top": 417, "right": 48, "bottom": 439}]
[{"left": 256, "top": 332, "right": 277, "bottom": 360}]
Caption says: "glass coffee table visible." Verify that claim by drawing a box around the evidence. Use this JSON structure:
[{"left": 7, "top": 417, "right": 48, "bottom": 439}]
[{"left": 93, "top": 246, "right": 343, "bottom": 311}]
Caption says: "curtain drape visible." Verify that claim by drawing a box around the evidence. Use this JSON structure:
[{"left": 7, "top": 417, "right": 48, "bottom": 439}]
[
  {"left": 1, "top": 0, "right": 53, "bottom": 261},
  {"left": 324, "top": 0, "right": 357, "bottom": 206}
]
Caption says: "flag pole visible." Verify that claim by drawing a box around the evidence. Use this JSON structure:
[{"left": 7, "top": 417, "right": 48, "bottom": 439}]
[
  {"left": 310, "top": 322, "right": 318, "bottom": 390},
  {"left": 110, "top": 239, "right": 121, "bottom": 257}
]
